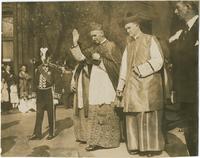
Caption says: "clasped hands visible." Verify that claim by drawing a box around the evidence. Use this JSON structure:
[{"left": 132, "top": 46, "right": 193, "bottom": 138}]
[{"left": 92, "top": 52, "right": 101, "bottom": 65}]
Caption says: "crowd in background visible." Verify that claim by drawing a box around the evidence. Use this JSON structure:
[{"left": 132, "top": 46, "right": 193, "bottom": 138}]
[
  {"left": 1, "top": 1, "right": 198, "bottom": 156},
  {"left": 1, "top": 63, "right": 73, "bottom": 113}
]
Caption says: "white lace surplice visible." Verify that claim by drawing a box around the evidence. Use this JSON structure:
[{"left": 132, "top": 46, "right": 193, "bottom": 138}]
[{"left": 89, "top": 62, "right": 115, "bottom": 105}]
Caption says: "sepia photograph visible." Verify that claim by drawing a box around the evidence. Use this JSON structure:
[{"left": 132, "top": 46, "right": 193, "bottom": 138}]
[{"left": 1, "top": 1, "right": 199, "bottom": 157}]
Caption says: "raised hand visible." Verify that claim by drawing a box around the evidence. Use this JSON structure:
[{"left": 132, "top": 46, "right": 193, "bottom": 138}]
[{"left": 72, "top": 29, "right": 79, "bottom": 46}]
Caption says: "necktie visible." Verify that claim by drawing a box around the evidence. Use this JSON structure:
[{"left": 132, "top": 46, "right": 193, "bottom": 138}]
[{"left": 180, "top": 24, "right": 189, "bottom": 41}]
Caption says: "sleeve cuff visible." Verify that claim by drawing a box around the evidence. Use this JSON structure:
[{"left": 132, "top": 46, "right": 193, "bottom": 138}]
[
  {"left": 70, "top": 45, "right": 86, "bottom": 61},
  {"left": 117, "top": 79, "right": 126, "bottom": 91},
  {"left": 137, "top": 62, "right": 154, "bottom": 77},
  {"left": 71, "top": 44, "right": 78, "bottom": 48}
]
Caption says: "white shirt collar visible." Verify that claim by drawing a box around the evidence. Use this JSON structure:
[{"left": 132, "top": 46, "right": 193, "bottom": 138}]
[{"left": 186, "top": 15, "right": 198, "bottom": 31}]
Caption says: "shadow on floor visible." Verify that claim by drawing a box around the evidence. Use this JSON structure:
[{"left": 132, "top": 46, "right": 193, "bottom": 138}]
[
  {"left": 1, "top": 120, "right": 20, "bottom": 130},
  {"left": 42, "top": 117, "right": 73, "bottom": 138},
  {"left": 55, "top": 117, "right": 73, "bottom": 136},
  {"left": 1, "top": 109, "right": 21, "bottom": 115},
  {"left": 165, "top": 133, "right": 188, "bottom": 157},
  {"left": 1, "top": 136, "right": 17, "bottom": 155},
  {"left": 27, "top": 145, "right": 50, "bottom": 157}
]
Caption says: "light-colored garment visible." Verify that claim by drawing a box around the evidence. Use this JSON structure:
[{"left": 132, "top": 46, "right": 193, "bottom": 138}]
[
  {"left": 10, "top": 85, "right": 19, "bottom": 104},
  {"left": 18, "top": 98, "right": 36, "bottom": 113},
  {"left": 187, "top": 15, "right": 198, "bottom": 31},
  {"left": 117, "top": 33, "right": 164, "bottom": 112},
  {"left": 19, "top": 71, "right": 30, "bottom": 98},
  {"left": 71, "top": 40, "right": 121, "bottom": 148},
  {"left": 1, "top": 81, "right": 9, "bottom": 102},
  {"left": 70, "top": 46, "right": 90, "bottom": 142},
  {"left": 117, "top": 33, "right": 165, "bottom": 152},
  {"left": 71, "top": 63, "right": 89, "bottom": 109},
  {"left": 89, "top": 62, "right": 115, "bottom": 105},
  {"left": 118, "top": 36, "right": 163, "bottom": 90},
  {"left": 73, "top": 108, "right": 88, "bottom": 142},
  {"left": 126, "top": 111, "right": 165, "bottom": 151}
]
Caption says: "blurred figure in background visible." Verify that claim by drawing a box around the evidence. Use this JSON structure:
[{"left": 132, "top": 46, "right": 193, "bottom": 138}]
[
  {"left": 2, "top": 64, "right": 15, "bottom": 111},
  {"left": 19, "top": 65, "right": 31, "bottom": 99},
  {"left": 10, "top": 78, "right": 19, "bottom": 109},
  {"left": 1, "top": 77, "right": 9, "bottom": 112}
]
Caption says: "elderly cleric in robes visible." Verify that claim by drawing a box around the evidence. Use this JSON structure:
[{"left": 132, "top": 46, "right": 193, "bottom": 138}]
[
  {"left": 117, "top": 13, "right": 165, "bottom": 156},
  {"left": 71, "top": 22, "right": 122, "bottom": 151}
]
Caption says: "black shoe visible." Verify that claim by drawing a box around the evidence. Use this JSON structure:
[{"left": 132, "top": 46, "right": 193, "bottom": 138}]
[
  {"left": 128, "top": 150, "right": 139, "bottom": 155},
  {"left": 46, "top": 135, "right": 54, "bottom": 140},
  {"left": 85, "top": 145, "right": 98, "bottom": 151},
  {"left": 146, "top": 151, "right": 162, "bottom": 157},
  {"left": 29, "top": 134, "right": 42, "bottom": 140},
  {"left": 76, "top": 139, "right": 86, "bottom": 144}
]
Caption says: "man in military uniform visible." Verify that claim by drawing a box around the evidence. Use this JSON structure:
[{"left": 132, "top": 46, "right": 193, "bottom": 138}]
[{"left": 29, "top": 47, "right": 56, "bottom": 140}]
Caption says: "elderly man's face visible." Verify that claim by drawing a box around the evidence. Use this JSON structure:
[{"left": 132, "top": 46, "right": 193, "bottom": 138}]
[
  {"left": 175, "top": 2, "right": 189, "bottom": 20},
  {"left": 90, "top": 30, "right": 104, "bottom": 44},
  {"left": 125, "top": 22, "right": 140, "bottom": 37}
]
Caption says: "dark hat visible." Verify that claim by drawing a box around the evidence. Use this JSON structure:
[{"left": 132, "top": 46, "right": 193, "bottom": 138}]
[
  {"left": 89, "top": 22, "right": 103, "bottom": 31},
  {"left": 119, "top": 11, "right": 155, "bottom": 26},
  {"left": 120, "top": 12, "right": 142, "bottom": 26}
]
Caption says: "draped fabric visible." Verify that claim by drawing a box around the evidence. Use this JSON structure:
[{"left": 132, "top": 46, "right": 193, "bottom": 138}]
[
  {"left": 87, "top": 40, "right": 121, "bottom": 148},
  {"left": 71, "top": 60, "right": 90, "bottom": 142},
  {"left": 73, "top": 108, "right": 88, "bottom": 142},
  {"left": 88, "top": 40, "right": 120, "bottom": 105},
  {"left": 97, "top": 40, "right": 122, "bottom": 90},
  {"left": 73, "top": 62, "right": 90, "bottom": 118},
  {"left": 123, "top": 34, "right": 163, "bottom": 112},
  {"left": 87, "top": 104, "right": 120, "bottom": 148},
  {"left": 126, "top": 111, "right": 165, "bottom": 151}
]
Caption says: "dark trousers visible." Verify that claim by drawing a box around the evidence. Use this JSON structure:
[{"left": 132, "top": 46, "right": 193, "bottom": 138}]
[
  {"left": 33, "top": 88, "right": 55, "bottom": 136},
  {"left": 180, "top": 102, "right": 198, "bottom": 156}
]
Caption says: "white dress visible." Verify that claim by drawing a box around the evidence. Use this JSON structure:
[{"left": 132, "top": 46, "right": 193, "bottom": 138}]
[
  {"left": 1, "top": 81, "right": 9, "bottom": 102},
  {"left": 10, "top": 85, "right": 19, "bottom": 104}
]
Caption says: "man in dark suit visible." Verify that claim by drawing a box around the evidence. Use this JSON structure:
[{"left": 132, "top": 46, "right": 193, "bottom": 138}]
[
  {"left": 169, "top": 1, "right": 198, "bottom": 156},
  {"left": 29, "top": 47, "right": 56, "bottom": 140}
]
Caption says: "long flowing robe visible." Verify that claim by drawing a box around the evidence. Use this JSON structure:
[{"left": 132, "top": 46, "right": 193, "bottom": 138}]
[
  {"left": 70, "top": 58, "right": 90, "bottom": 142},
  {"left": 19, "top": 71, "right": 31, "bottom": 98},
  {"left": 88, "top": 39, "right": 122, "bottom": 148},
  {"left": 117, "top": 33, "right": 165, "bottom": 151},
  {"left": 71, "top": 39, "right": 122, "bottom": 148}
]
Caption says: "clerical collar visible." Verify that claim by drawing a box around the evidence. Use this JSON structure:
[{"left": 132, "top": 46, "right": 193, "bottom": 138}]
[
  {"left": 100, "top": 38, "right": 107, "bottom": 45},
  {"left": 133, "top": 33, "right": 140, "bottom": 40},
  {"left": 186, "top": 15, "right": 198, "bottom": 31}
]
